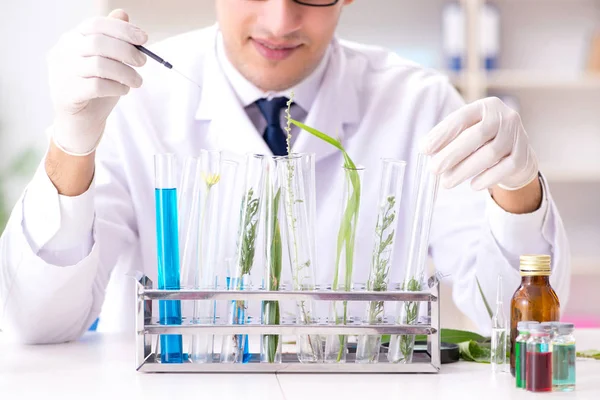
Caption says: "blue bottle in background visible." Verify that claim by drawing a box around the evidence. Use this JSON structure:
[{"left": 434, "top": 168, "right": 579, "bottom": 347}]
[
  {"left": 442, "top": 2, "right": 465, "bottom": 72},
  {"left": 480, "top": 3, "right": 500, "bottom": 71},
  {"left": 442, "top": 2, "right": 501, "bottom": 72}
]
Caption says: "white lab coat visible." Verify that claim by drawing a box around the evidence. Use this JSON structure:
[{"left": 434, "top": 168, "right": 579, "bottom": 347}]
[{"left": 0, "top": 25, "right": 570, "bottom": 344}]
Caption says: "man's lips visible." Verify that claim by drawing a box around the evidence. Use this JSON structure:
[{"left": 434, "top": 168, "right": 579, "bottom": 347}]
[{"left": 251, "top": 38, "right": 302, "bottom": 61}]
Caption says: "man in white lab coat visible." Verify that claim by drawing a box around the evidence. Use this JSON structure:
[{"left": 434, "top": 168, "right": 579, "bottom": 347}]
[{"left": 0, "top": 1, "right": 570, "bottom": 344}]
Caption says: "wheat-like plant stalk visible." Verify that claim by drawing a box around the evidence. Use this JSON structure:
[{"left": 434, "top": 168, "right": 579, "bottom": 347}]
[{"left": 282, "top": 93, "right": 321, "bottom": 360}]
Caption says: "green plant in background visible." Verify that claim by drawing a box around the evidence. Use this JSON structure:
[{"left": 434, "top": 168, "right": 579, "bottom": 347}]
[
  {"left": 287, "top": 104, "right": 361, "bottom": 362},
  {"left": 0, "top": 148, "right": 39, "bottom": 234}
]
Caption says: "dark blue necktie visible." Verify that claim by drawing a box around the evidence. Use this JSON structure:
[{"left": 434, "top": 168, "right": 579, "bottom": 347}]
[{"left": 256, "top": 97, "right": 289, "bottom": 156}]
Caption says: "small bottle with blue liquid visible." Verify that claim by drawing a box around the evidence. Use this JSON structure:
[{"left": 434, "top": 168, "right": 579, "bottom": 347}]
[{"left": 551, "top": 323, "right": 576, "bottom": 392}]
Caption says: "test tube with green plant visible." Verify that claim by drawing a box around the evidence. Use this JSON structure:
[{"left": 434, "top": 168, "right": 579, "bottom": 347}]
[
  {"left": 260, "top": 156, "right": 283, "bottom": 364},
  {"left": 220, "top": 154, "right": 266, "bottom": 364},
  {"left": 324, "top": 163, "right": 364, "bottom": 363},
  {"left": 387, "top": 153, "right": 439, "bottom": 364},
  {"left": 277, "top": 153, "right": 323, "bottom": 363},
  {"left": 286, "top": 94, "right": 363, "bottom": 363},
  {"left": 179, "top": 150, "right": 222, "bottom": 363},
  {"left": 278, "top": 98, "right": 323, "bottom": 363},
  {"left": 355, "top": 158, "right": 406, "bottom": 364}
]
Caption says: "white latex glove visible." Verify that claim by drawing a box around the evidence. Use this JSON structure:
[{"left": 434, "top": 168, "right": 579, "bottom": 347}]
[
  {"left": 48, "top": 9, "right": 148, "bottom": 156},
  {"left": 420, "top": 97, "right": 539, "bottom": 191}
]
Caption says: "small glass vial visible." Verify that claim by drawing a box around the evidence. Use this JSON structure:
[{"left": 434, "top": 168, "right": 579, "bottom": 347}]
[
  {"left": 541, "top": 321, "right": 560, "bottom": 340},
  {"left": 526, "top": 324, "right": 553, "bottom": 393},
  {"left": 491, "top": 275, "right": 507, "bottom": 373},
  {"left": 515, "top": 321, "right": 539, "bottom": 389},
  {"left": 552, "top": 323, "right": 576, "bottom": 392}
]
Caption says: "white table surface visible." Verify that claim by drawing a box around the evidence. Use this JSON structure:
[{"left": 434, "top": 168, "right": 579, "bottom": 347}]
[{"left": 0, "top": 330, "right": 599, "bottom": 400}]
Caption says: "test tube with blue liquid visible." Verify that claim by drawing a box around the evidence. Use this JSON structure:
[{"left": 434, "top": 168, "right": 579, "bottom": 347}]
[{"left": 155, "top": 153, "right": 184, "bottom": 363}]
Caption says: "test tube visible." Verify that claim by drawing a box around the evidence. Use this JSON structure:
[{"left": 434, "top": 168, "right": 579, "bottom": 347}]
[
  {"left": 179, "top": 150, "right": 222, "bottom": 363},
  {"left": 261, "top": 156, "right": 282, "bottom": 364},
  {"left": 277, "top": 153, "right": 323, "bottom": 363},
  {"left": 356, "top": 158, "right": 406, "bottom": 364},
  {"left": 220, "top": 154, "right": 266, "bottom": 364},
  {"left": 154, "top": 153, "right": 184, "bottom": 363},
  {"left": 402, "top": 153, "right": 439, "bottom": 289},
  {"left": 213, "top": 160, "right": 240, "bottom": 358},
  {"left": 324, "top": 164, "right": 365, "bottom": 364},
  {"left": 179, "top": 156, "right": 202, "bottom": 291},
  {"left": 215, "top": 159, "right": 241, "bottom": 287},
  {"left": 301, "top": 153, "right": 319, "bottom": 277},
  {"left": 300, "top": 153, "right": 323, "bottom": 363},
  {"left": 388, "top": 153, "right": 439, "bottom": 364}
]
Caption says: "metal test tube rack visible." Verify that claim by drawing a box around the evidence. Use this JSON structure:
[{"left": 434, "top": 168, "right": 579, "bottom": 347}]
[{"left": 135, "top": 276, "right": 441, "bottom": 373}]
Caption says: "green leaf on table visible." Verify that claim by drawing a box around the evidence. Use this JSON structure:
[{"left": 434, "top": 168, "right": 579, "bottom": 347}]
[
  {"left": 382, "top": 328, "right": 489, "bottom": 345},
  {"left": 435, "top": 329, "right": 488, "bottom": 344},
  {"left": 381, "top": 328, "right": 493, "bottom": 363},
  {"left": 458, "top": 340, "right": 491, "bottom": 363},
  {"left": 577, "top": 350, "right": 600, "bottom": 360}
]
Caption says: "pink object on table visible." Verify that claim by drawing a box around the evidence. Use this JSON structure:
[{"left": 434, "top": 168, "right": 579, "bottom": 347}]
[{"left": 562, "top": 314, "right": 600, "bottom": 328}]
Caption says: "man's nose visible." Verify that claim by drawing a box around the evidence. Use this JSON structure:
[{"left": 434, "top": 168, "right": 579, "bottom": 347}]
[{"left": 260, "top": 0, "right": 302, "bottom": 40}]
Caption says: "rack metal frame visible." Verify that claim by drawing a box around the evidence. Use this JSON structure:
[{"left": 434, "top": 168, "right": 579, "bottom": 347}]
[{"left": 135, "top": 276, "right": 441, "bottom": 373}]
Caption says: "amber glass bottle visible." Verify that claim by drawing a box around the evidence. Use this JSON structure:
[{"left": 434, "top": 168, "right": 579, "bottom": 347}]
[{"left": 510, "top": 255, "right": 560, "bottom": 376}]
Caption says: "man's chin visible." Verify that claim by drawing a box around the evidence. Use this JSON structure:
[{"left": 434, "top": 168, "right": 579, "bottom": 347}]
[{"left": 241, "top": 67, "right": 302, "bottom": 92}]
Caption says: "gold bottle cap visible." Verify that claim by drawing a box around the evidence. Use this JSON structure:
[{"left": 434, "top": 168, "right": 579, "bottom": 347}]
[{"left": 520, "top": 254, "right": 551, "bottom": 276}]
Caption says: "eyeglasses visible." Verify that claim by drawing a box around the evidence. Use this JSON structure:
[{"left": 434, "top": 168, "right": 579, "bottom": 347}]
[{"left": 293, "top": 0, "right": 340, "bottom": 6}]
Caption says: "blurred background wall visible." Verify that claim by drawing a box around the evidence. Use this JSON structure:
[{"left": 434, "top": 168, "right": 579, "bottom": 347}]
[{"left": 1, "top": 0, "right": 599, "bottom": 331}]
